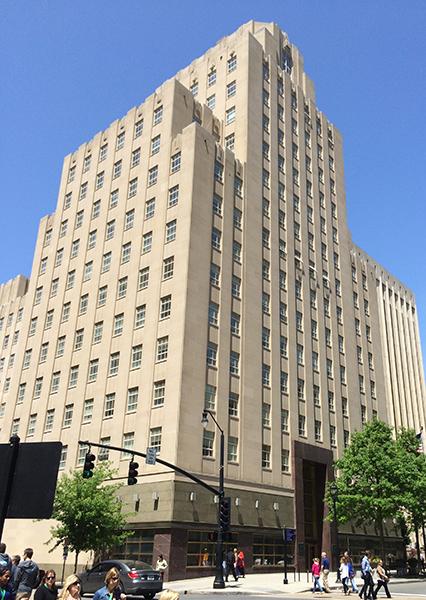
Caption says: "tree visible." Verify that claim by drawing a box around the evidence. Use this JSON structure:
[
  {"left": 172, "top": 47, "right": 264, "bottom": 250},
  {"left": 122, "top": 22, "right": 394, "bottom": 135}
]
[
  {"left": 325, "top": 420, "right": 407, "bottom": 558},
  {"left": 48, "top": 462, "right": 132, "bottom": 570}
]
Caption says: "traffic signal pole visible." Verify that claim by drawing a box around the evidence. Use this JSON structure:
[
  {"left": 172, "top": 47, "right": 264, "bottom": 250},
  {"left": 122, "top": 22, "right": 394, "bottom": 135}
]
[
  {"left": 0, "top": 435, "right": 20, "bottom": 539},
  {"left": 214, "top": 427, "right": 225, "bottom": 589}
]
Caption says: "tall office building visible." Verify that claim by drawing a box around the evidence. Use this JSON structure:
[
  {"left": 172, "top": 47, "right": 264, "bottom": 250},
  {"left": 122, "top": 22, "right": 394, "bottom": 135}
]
[{"left": 1, "top": 21, "right": 425, "bottom": 579}]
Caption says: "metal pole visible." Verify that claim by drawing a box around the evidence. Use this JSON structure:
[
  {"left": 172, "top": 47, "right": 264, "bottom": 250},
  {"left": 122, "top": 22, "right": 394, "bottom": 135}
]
[
  {"left": 333, "top": 495, "right": 340, "bottom": 582},
  {"left": 0, "top": 435, "right": 20, "bottom": 539},
  {"left": 283, "top": 528, "right": 288, "bottom": 584},
  {"left": 213, "top": 429, "right": 225, "bottom": 589}
]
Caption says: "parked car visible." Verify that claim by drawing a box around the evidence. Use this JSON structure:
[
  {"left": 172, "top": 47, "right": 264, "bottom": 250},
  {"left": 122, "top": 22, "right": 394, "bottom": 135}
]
[{"left": 78, "top": 559, "right": 163, "bottom": 599}]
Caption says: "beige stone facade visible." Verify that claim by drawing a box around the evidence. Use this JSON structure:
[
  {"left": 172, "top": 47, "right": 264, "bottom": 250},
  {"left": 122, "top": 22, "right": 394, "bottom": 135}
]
[{"left": 0, "top": 21, "right": 424, "bottom": 579}]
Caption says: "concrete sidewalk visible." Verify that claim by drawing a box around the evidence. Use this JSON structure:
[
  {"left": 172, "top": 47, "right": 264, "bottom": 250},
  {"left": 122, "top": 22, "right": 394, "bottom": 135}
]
[{"left": 164, "top": 573, "right": 425, "bottom": 596}]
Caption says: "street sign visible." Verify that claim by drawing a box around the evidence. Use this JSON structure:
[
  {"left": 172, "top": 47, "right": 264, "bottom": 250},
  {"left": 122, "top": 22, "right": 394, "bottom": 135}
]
[{"left": 145, "top": 447, "right": 157, "bottom": 465}]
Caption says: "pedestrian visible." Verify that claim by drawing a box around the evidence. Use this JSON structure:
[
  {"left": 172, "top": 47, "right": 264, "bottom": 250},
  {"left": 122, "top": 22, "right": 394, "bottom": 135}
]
[
  {"left": 93, "top": 567, "right": 125, "bottom": 600},
  {"left": 155, "top": 555, "right": 168, "bottom": 581},
  {"left": 312, "top": 557, "right": 324, "bottom": 593},
  {"left": 373, "top": 560, "right": 391, "bottom": 599},
  {"left": 344, "top": 552, "right": 358, "bottom": 594},
  {"left": 225, "top": 549, "right": 238, "bottom": 582},
  {"left": 359, "top": 550, "right": 374, "bottom": 600},
  {"left": 0, "top": 566, "right": 15, "bottom": 600},
  {"left": 14, "top": 549, "right": 40, "bottom": 600},
  {"left": 58, "top": 575, "right": 81, "bottom": 600},
  {"left": 10, "top": 558, "right": 20, "bottom": 593},
  {"left": 321, "top": 552, "right": 331, "bottom": 593},
  {"left": 34, "top": 570, "right": 58, "bottom": 600},
  {"left": 201, "top": 548, "right": 209, "bottom": 566},
  {"left": 237, "top": 549, "right": 245, "bottom": 578},
  {"left": 0, "top": 545, "right": 12, "bottom": 573},
  {"left": 340, "top": 556, "right": 351, "bottom": 595}
]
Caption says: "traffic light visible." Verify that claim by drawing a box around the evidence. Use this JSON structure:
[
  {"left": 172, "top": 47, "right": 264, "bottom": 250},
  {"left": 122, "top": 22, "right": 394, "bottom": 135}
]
[
  {"left": 82, "top": 451, "right": 96, "bottom": 479},
  {"left": 219, "top": 496, "right": 231, "bottom": 531},
  {"left": 127, "top": 459, "right": 139, "bottom": 485}
]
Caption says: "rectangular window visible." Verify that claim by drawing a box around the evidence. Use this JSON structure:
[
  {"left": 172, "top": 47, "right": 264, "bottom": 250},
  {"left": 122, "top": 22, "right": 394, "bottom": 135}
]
[
  {"left": 113, "top": 160, "right": 122, "bottom": 179},
  {"left": 315, "top": 420, "right": 322, "bottom": 442},
  {"left": 230, "top": 351, "right": 239, "bottom": 376},
  {"left": 213, "top": 194, "right": 222, "bottom": 216},
  {"left": 135, "top": 304, "right": 146, "bottom": 328},
  {"left": 205, "top": 384, "right": 216, "bottom": 411},
  {"left": 206, "top": 343, "right": 217, "bottom": 367},
  {"left": 151, "top": 134, "right": 161, "bottom": 155},
  {"left": 125, "top": 209, "right": 135, "bottom": 230},
  {"left": 262, "top": 445, "right": 271, "bottom": 469},
  {"left": 108, "top": 352, "right": 120, "bottom": 376},
  {"left": 134, "top": 119, "right": 143, "bottom": 137},
  {"left": 202, "top": 430, "right": 214, "bottom": 458},
  {"left": 212, "top": 228, "right": 221, "bottom": 251},
  {"left": 231, "top": 312, "right": 240, "bottom": 336},
  {"left": 147, "top": 167, "right": 158, "bottom": 187},
  {"left": 228, "top": 436, "right": 238, "bottom": 462},
  {"left": 104, "top": 393, "right": 115, "bottom": 418},
  {"left": 95, "top": 171, "right": 104, "bottom": 190},
  {"left": 99, "top": 143, "right": 108, "bottom": 161},
  {"left": 298, "top": 415, "right": 306, "bottom": 437},
  {"left": 74, "top": 329, "right": 84, "bottom": 351},
  {"left": 27, "top": 414, "right": 37, "bottom": 437},
  {"left": 153, "top": 380, "right": 166, "bottom": 407},
  {"left": 142, "top": 232, "right": 153, "bottom": 254},
  {"left": 117, "top": 276, "right": 128, "bottom": 299},
  {"left": 113, "top": 313, "right": 124, "bottom": 336},
  {"left": 63, "top": 404, "right": 74, "bottom": 428},
  {"left": 262, "top": 403, "right": 271, "bottom": 427},
  {"left": 128, "top": 177, "right": 138, "bottom": 197},
  {"left": 127, "top": 387, "right": 139, "bottom": 412},
  {"left": 281, "top": 409, "right": 289, "bottom": 433},
  {"left": 44, "top": 409, "right": 55, "bottom": 433},
  {"left": 83, "top": 261, "right": 93, "bottom": 281},
  {"left": 92, "top": 199, "right": 101, "bottom": 218},
  {"left": 214, "top": 161, "right": 223, "bottom": 182},
  {"left": 79, "top": 182, "right": 88, "bottom": 201},
  {"left": 50, "top": 371, "right": 60, "bottom": 394},
  {"left": 68, "top": 365, "right": 79, "bottom": 388},
  {"left": 156, "top": 336, "right": 169, "bottom": 361},
  {"left": 88, "top": 359, "right": 99, "bottom": 383},
  {"left": 165, "top": 219, "right": 177, "bottom": 243},
  {"left": 64, "top": 192, "right": 72, "bottom": 209},
  {"left": 225, "top": 106, "right": 236, "bottom": 125},
  {"left": 153, "top": 106, "right": 163, "bottom": 125},
  {"left": 150, "top": 427, "right": 162, "bottom": 453},
  {"left": 106, "top": 219, "right": 115, "bottom": 240},
  {"left": 97, "top": 286, "right": 107, "bottom": 307},
  {"left": 210, "top": 264, "right": 220, "bottom": 287},
  {"left": 227, "top": 54, "right": 237, "bottom": 72},
  {"left": 170, "top": 152, "right": 181, "bottom": 173},
  {"left": 231, "top": 275, "right": 240, "bottom": 298},
  {"left": 87, "top": 230, "right": 97, "bottom": 249},
  {"left": 131, "top": 344, "right": 143, "bottom": 369},
  {"left": 116, "top": 131, "right": 125, "bottom": 150},
  {"left": 138, "top": 266, "right": 149, "bottom": 289},
  {"left": 168, "top": 185, "right": 179, "bottom": 208},
  {"left": 122, "top": 432, "right": 135, "bottom": 458},
  {"left": 159, "top": 295, "right": 172, "bottom": 319},
  {"left": 110, "top": 189, "right": 119, "bottom": 209},
  {"left": 93, "top": 321, "right": 103, "bottom": 344},
  {"left": 225, "top": 133, "right": 235, "bottom": 150}
]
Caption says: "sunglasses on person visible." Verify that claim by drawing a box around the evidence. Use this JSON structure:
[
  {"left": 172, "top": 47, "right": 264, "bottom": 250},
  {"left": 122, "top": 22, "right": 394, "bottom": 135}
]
[
  {"left": 46, "top": 576, "right": 55, "bottom": 580},
  {"left": 111, "top": 577, "right": 119, "bottom": 581}
]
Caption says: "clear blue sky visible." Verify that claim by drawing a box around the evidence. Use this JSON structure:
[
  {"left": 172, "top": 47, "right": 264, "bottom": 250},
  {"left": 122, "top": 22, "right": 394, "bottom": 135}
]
[{"left": 1, "top": 0, "right": 425, "bottom": 355}]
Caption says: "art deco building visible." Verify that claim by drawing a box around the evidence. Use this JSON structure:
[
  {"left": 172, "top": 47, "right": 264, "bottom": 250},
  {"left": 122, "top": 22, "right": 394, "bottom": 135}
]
[{"left": 0, "top": 21, "right": 425, "bottom": 579}]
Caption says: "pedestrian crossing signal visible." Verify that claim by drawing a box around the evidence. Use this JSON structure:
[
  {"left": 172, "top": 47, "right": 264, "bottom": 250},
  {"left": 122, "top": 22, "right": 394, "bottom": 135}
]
[
  {"left": 128, "top": 460, "right": 139, "bottom": 485},
  {"left": 82, "top": 452, "right": 96, "bottom": 478}
]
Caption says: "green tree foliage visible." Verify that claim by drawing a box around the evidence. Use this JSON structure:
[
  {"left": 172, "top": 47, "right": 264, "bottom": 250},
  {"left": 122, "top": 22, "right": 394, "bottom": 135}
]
[
  {"left": 325, "top": 420, "right": 410, "bottom": 558},
  {"left": 395, "top": 429, "right": 426, "bottom": 536},
  {"left": 49, "top": 462, "right": 132, "bottom": 570}
]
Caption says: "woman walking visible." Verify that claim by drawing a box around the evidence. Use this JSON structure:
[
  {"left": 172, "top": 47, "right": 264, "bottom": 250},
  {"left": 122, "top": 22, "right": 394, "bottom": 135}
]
[
  {"left": 58, "top": 575, "right": 81, "bottom": 600},
  {"left": 340, "top": 557, "right": 351, "bottom": 595},
  {"left": 312, "top": 557, "right": 324, "bottom": 594},
  {"left": 373, "top": 560, "right": 391, "bottom": 599},
  {"left": 34, "top": 570, "right": 58, "bottom": 600},
  {"left": 93, "top": 568, "right": 126, "bottom": 600}
]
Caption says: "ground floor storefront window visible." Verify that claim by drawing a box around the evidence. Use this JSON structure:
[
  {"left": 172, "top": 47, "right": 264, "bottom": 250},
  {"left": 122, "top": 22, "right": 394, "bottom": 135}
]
[
  {"left": 253, "top": 533, "right": 294, "bottom": 567},
  {"left": 186, "top": 530, "right": 239, "bottom": 567},
  {"left": 114, "top": 529, "right": 155, "bottom": 564}
]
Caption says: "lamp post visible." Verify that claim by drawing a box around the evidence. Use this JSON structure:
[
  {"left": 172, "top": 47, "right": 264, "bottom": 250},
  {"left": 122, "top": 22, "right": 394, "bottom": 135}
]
[
  {"left": 330, "top": 481, "right": 340, "bottom": 582},
  {"left": 202, "top": 409, "right": 225, "bottom": 589}
]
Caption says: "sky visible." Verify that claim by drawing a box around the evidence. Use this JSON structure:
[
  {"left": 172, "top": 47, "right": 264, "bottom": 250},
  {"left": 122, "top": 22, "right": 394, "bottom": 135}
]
[{"left": 1, "top": 0, "right": 425, "bottom": 354}]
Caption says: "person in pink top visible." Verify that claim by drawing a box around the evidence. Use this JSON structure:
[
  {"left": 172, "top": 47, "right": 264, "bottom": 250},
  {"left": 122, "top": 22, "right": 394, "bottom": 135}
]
[{"left": 312, "top": 557, "right": 324, "bottom": 593}]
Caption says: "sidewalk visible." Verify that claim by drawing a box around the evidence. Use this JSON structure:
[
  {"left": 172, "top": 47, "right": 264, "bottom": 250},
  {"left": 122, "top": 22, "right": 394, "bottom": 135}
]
[{"left": 165, "top": 573, "right": 425, "bottom": 596}]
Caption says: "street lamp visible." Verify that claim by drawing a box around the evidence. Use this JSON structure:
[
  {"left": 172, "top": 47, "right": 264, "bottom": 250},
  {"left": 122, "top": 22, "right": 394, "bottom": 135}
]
[
  {"left": 202, "top": 409, "right": 225, "bottom": 589},
  {"left": 330, "top": 481, "right": 340, "bottom": 582}
]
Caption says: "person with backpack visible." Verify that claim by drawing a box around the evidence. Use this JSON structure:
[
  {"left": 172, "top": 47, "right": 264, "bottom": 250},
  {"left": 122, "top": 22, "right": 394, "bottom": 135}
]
[{"left": 14, "top": 549, "right": 39, "bottom": 600}]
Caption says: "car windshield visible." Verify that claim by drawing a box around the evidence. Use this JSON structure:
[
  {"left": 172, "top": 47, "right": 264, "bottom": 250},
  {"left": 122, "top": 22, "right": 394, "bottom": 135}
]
[{"left": 122, "top": 561, "right": 153, "bottom": 571}]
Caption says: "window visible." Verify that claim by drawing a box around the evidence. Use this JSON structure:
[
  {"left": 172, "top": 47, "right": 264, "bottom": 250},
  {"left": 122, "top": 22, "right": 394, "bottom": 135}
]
[
  {"left": 142, "top": 232, "right": 153, "bottom": 254},
  {"left": 45, "top": 309, "right": 54, "bottom": 329},
  {"left": 330, "top": 425, "right": 337, "bottom": 447},
  {"left": 359, "top": 374, "right": 365, "bottom": 394},
  {"left": 131, "top": 344, "right": 143, "bottom": 369},
  {"left": 88, "top": 230, "right": 97, "bottom": 250},
  {"left": 113, "top": 160, "right": 122, "bottom": 179},
  {"left": 262, "top": 228, "right": 270, "bottom": 248},
  {"left": 361, "top": 405, "right": 367, "bottom": 425},
  {"left": 156, "top": 336, "right": 169, "bottom": 361},
  {"left": 108, "top": 352, "right": 120, "bottom": 376},
  {"left": 281, "top": 449, "right": 290, "bottom": 473},
  {"left": 74, "top": 329, "right": 84, "bottom": 351},
  {"left": 231, "top": 312, "right": 240, "bottom": 335},
  {"left": 312, "top": 352, "right": 319, "bottom": 372},
  {"left": 262, "top": 445, "right": 271, "bottom": 469},
  {"left": 226, "top": 133, "right": 235, "bottom": 149},
  {"left": 160, "top": 295, "right": 172, "bottom": 319},
  {"left": 153, "top": 105, "right": 163, "bottom": 125},
  {"left": 233, "top": 241, "right": 242, "bottom": 262},
  {"left": 121, "top": 242, "right": 132, "bottom": 265},
  {"left": 68, "top": 365, "right": 79, "bottom": 388},
  {"left": 340, "top": 365, "right": 346, "bottom": 384},
  {"left": 93, "top": 321, "right": 103, "bottom": 344},
  {"left": 207, "top": 94, "right": 215, "bottom": 109},
  {"left": 212, "top": 228, "right": 221, "bottom": 251},
  {"left": 147, "top": 166, "right": 158, "bottom": 187},
  {"left": 117, "top": 276, "right": 128, "bottom": 299},
  {"left": 315, "top": 420, "right": 322, "bottom": 442},
  {"left": 11, "top": 418, "right": 20, "bottom": 436},
  {"left": 95, "top": 171, "right": 104, "bottom": 190},
  {"left": 204, "top": 384, "right": 216, "bottom": 411},
  {"left": 39, "top": 257, "right": 48, "bottom": 275},
  {"left": 210, "top": 264, "right": 220, "bottom": 287},
  {"left": 342, "top": 397, "right": 348, "bottom": 417},
  {"left": 88, "top": 359, "right": 99, "bottom": 383},
  {"left": 127, "top": 387, "right": 139, "bottom": 412},
  {"left": 83, "top": 261, "right": 93, "bottom": 281},
  {"left": 63, "top": 404, "right": 74, "bottom": 428},
  {"left": 165, "top": 219, "right": 177, "bottom": 242},
  {"left": 233, "top": 208, "right": 242, "bottom": 228},
  {"left": 92, "top": 199, "right": 101, "bottom": 218},
  {"left": 327, "top": 359, "right": 333, "bottom": 378},
  {"left": 150, "top": 427, "right": 162, "bottom": 453},
  {"left": 44, "top": 409, "right": 55, "bottom": 433},
  {"left": 298, "top": 415, "right": 306, "bottom": 437},
  {"left": 227, "top": 53, "right": 237, "bottom": 72},
  {"left": 297, "top": 378, "right": 305, "bottom": 401},
  {"left": 138, "top": 266, "right": 150, "bottom": 289},
  {"left": 232, "top": 275, "right": 241, "bottom": 298},
  {"left": 39, "top": 342, "right": 49, "bottom": 363},
  {"left": 230, "top": 351, "right": 240, "bottom": 376},
  {"left": 134, "top": 118, "right": 143, "bottom": 137},
  {"left": 207, "top": 343, "right": 217, "bottom": 367},
  {"left": 55, "top": 248, "right": 64, "bottom": 267},
  {"left": 229, "top": 392, "right": 238, "bottom": 417},
  {"left": 213, "top": 194, "right": 222, "bottom": 216},
  {"left": 170, "top": 152, "right": 181, "bottom": 173},
  {"left": 135, "top": 304, "right": 146, "bottom": 328},
  {"left": 207, "top": 68, "right": 216, "bottom": 86},
  {"left": 122, "top": 432, "right": 135, "bottom": 458},
  {"left": 97, "top": 286, "right": 107, "bottom": 307},
  {"left": 227, "top": 79, "right": 237, "bottom": 97},
  {"left": 104, "top": 393, "right": 115, "bottom": 418},
  {"left": 328, "top": 391, "right": 335, "bottom": 411},
  {"left": 152, "top": 379, "right": 166, "bottom": 406},
  {"left": 113, "top": 313, "right": 124, "bottom": 336},
  {"left": 168, "top": 185, "right": 179, "bottom": 207},
  {"left": 99, "top": 143, "right": 108, "bottom": 161},
  {"left": 50, "top": 371, "right": 61, "bottom": 394},
  {"left": 116, "top": 131, "right": 125, "bottom": 150},
  {"left": 56, "top": 336, "right": 66, "bottom": 357},
  {"left": 125, "top": 209, "right": 135, "bottom": 230},
  {"left": 227, "top": 437, "right": 238, "bottom": 462},
  {"left": 106, "top": 220, "right": 116, "bottom": 240},
  {"left": 17, "top": 382, "right": 26, "bottom": 403},
  {"left": 29, "top": 317, "right": 37, "bottom": 336},
  {"left": 262, "top": 327, "right": 270, "bottom": 349},
  {"left": 27, "top": 414, "right": 37, "bottom": 437},
  {"left": 128, "top": 177, "right": 138, "bottom": 197},
  {"left": 262, "top": 403, "right": 271, "bottom": 427},
  {"left": 296, "top": 311, "right": 303, "bottom": 332},
  {"left": 214, "top": 161, "right": 223, "bottom": 182},
  {"left": 151, "top": 134, "right": 161, "bottom": 155},
  {"left": 64, "top": 192, "right": 72, "bottom": 210},
  {"left": 280, "top": 302, "right": 287, "bottom": 323},
  {"left": 344, "top": 430, "right": 350, "bottom": 448},
  {"left": 110, "top": 189, "right": 119, "bottom": 209},
  {"left": 225, "top": 106, "right": 236, "bottom": 125},
  {"left": 202, "top": 430, "right": 214, "bottom": 458}
]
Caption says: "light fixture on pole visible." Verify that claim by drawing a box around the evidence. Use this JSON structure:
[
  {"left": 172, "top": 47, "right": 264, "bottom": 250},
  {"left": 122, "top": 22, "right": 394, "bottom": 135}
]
[{"left": 202, "top": 409, "right": 225, "bottom": 589}]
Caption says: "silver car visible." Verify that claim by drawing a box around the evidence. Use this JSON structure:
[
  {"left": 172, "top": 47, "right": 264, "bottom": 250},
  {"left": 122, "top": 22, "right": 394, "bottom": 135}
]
[{"left": 79, "top": 559, "right": 163, "bottom": 599}]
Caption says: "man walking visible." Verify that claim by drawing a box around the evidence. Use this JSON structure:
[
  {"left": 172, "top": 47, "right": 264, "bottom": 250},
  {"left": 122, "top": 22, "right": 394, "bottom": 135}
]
[
  {"left": 321, "top": 551, "right": 331, "bottom": 593},
  {"left": 359, "top": 550, "right": 374, "bottom": 600},
  {"left": 14, "top": 548, "right": 39, "bottom": 600},
  {"left": 225, "top": 549, "right": 238, "bottom": 582}
]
